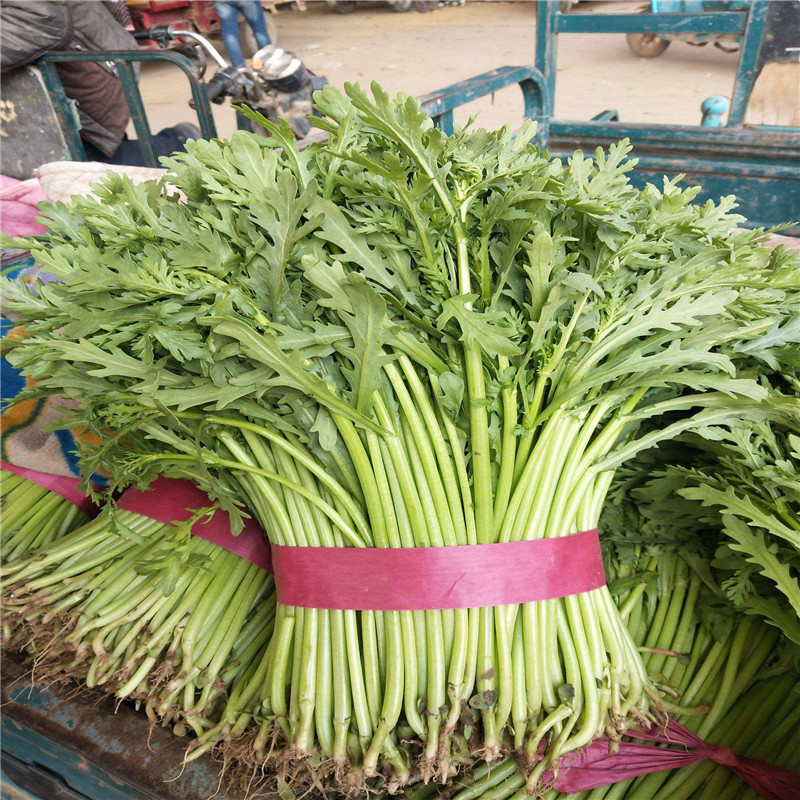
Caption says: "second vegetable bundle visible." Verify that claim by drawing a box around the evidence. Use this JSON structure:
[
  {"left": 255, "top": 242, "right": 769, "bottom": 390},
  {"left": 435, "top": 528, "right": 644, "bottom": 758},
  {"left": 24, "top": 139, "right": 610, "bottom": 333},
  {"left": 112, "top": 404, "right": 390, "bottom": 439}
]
[{"left": 4, "top": 83, "right": 800, "bottom": 791}]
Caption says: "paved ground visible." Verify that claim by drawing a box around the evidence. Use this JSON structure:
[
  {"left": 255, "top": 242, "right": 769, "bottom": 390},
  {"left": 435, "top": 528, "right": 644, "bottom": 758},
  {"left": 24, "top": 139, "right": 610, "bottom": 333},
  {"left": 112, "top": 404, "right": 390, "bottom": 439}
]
[{"left": 139, "top": 0, "right": 740, "bottom": 140}]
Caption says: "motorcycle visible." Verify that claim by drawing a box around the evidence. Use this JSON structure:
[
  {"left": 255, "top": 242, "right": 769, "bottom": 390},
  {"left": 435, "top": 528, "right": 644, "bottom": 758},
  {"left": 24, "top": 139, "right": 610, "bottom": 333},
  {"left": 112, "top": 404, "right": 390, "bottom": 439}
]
[{"left": 133, "top": 25, "right": 327, "bottom": 139}]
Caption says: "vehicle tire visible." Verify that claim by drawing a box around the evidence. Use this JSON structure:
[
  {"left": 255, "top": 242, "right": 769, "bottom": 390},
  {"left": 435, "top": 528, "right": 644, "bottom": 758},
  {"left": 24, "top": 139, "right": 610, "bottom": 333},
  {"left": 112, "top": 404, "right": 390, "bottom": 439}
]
[
  {"left": 238, "top": 12, "right": 278, "bottom": 59},
  {"left": 334, "top": 1, "right": 357, "bottom": 13},
  {"left": 392, "top": 0, "right": 413, "bottom": 11},
  {"left": 626, "top": 32, "right": 670, "bottom": 58}
]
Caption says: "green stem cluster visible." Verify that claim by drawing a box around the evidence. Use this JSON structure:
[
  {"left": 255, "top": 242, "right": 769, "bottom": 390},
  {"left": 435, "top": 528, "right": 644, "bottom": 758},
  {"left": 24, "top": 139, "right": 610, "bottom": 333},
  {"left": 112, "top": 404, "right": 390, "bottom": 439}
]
[
  {"left": 133, "top": 342, "right": 654, "bottom": 788},
  {"left": 415, "top": 551, "right": 796, "bottom": 800},
  {"left": 1, "top": 470, "right": 88, "bottom": 560},
  {"left": 1, "top": 503, "right": 276, "bottom": 751}
]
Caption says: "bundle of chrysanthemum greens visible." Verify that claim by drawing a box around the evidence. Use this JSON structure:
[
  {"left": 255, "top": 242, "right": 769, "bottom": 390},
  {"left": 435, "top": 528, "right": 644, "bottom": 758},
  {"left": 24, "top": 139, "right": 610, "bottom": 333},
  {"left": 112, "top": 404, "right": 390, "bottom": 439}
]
[
  {"left": 0, "top": 495, "right": 277, "bottom": 749},
  {"left": 3, "top": 82, "right": 800, "bottom": 792},
  {"left": 1, "top": 467, "right": 90, "bottom": 560}
]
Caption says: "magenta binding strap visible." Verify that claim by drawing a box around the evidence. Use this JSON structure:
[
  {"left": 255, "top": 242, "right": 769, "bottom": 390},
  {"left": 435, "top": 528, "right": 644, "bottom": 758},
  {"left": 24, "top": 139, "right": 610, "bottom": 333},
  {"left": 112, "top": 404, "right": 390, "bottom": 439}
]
[
  {"left": 117, "top": 477, "right": 273, "bottom": 572},
  {"left": 552, "top": 719, "right": 800, "bottom": 800},
  {"left": 271, "top": 530, "right": 605, "bottom": 610},
  {"left": 116, "top": 478, "right": 605, "bottom": 610},
  {"left": 1, "top": 461, "right": 98, "bottom": 516}
]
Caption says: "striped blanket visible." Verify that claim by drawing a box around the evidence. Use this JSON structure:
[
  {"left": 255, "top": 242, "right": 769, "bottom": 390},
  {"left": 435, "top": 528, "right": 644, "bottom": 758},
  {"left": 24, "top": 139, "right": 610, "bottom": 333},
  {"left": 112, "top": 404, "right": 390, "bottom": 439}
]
[{"left": 1, "top": 251, "right": 108, "bottom": 481}]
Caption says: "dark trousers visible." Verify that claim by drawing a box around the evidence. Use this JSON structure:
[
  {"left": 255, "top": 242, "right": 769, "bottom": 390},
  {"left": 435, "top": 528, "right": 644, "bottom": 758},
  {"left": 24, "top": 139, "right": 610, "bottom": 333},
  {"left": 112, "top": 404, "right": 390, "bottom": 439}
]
[{"left": 82, "top": 126, "right": 192, "bottom": 166}]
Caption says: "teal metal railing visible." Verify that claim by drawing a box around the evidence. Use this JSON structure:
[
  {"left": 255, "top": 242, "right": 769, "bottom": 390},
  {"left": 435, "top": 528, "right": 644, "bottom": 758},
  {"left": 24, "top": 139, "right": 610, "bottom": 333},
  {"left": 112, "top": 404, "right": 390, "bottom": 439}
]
[{"left": 38, "top": 49, "right": 218, "bottom": 168}]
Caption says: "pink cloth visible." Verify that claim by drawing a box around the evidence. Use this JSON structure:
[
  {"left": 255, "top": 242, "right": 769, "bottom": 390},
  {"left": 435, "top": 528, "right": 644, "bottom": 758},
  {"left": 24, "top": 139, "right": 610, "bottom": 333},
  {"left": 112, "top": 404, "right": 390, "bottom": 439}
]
[
  {"left": 1, "top": 176, "right": 48, "bottom": 237},
  {"left": 0, "top": 175, "right": 47, "bottom": 236}
]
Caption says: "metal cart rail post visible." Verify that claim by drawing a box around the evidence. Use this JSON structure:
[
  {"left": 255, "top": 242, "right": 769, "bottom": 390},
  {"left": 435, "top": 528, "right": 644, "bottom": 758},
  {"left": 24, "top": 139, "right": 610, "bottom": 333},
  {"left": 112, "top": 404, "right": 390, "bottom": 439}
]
[
  {"left": 533, "top": 0, "right": 799, "bottom": 233},
  {"left": 418, "top": 65, "right": 549, "bottom": 139},
  {"left": 37, "top": 49, "right": 218, "bottom": 168}
]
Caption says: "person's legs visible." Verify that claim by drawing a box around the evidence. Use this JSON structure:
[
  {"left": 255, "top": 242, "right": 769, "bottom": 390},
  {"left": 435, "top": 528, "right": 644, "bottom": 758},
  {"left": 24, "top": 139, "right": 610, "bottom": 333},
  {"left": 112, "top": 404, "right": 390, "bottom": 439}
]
[
  {"left": 152, "top": 123, "right": 201, "bottom": 156},
  {"left": 82, "top": 124, "right": 200, "bottom": 167},
  {"left": 83, "top": 138, "right": 147, "bottom": 166},
  {"left": 213, "top": 1, "right": 246, "bottom": 67},
  {"left": 236, "top": 0, "right": 271, "bottom": 50}
]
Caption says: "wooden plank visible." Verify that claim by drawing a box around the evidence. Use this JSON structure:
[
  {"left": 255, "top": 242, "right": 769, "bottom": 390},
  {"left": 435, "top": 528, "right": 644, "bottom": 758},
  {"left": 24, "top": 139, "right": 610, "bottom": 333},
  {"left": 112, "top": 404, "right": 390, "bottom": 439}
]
[{"left": 745, "top": 63, "right": 800, "bottom": 128}]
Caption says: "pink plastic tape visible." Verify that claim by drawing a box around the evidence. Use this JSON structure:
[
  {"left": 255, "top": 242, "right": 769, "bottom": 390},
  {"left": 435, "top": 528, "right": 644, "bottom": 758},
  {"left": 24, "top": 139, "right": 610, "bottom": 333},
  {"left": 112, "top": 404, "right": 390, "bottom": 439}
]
[
  {"left": 116, "top": 477, "right": 273, "bottom": 572},
  {"left": 552, "top": 720, "right": 800, "bottom": 800},
  {"left": 271, "top": 529, "right": 605, "bottom": 611},
  {"left": 114, "top": 478, "right": 604, "bottom": 610},
  {"left": 1, "top": 461, "right": 98, "bottom": 517}
]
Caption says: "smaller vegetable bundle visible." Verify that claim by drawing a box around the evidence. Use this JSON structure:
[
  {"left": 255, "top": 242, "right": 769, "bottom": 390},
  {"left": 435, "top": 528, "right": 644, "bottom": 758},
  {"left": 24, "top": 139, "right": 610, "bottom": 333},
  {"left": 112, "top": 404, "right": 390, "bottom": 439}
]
[
  {"left": 1, "top": 502, "right": 276, "bottom": 747},
  {"left": 632, "top": 419, "right": 800, "bottom": 646},
  {"left": 1, "top": 467, "right": 89, "bottom": 560}
]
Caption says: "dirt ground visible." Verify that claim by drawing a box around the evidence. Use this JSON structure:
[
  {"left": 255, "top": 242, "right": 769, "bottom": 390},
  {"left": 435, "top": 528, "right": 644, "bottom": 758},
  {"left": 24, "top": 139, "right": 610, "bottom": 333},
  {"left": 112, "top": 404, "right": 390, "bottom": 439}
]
[{"left": 140, "top": 0, "right": 741, "bottom": 140}]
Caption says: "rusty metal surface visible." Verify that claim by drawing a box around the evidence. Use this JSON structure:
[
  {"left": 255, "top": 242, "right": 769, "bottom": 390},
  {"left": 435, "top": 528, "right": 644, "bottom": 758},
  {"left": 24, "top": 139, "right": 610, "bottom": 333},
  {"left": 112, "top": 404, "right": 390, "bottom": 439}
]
[{"left": 0, "top": 652, "right": 250, "bottom": 800}]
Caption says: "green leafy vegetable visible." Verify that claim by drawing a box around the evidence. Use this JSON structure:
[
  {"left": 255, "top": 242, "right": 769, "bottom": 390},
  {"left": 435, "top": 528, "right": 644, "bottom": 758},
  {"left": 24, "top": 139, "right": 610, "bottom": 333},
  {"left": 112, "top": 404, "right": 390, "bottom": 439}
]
[{"left": 3, "top": 82, "right": 800, "bottom": 792}]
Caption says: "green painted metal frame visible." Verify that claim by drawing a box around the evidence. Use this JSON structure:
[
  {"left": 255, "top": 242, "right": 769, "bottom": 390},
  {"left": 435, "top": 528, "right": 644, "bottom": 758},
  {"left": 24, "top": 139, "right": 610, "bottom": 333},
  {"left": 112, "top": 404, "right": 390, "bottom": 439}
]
[
  {"left": 535, "top": 3, "right": 756, "bottom": 112},
  {"left": 534, "top": 0, "right": 772, "bottom": 132},
  {"left": 538, "top": 0, "right": 798, "bottom": 233},
  {"left": 418, "top": 65, "right": 549, "bottom": 137},
  {"left": 423, "top": 0, "right": 798, "bottom": 233},
  {"left": 556, "top": 10, "right": 748, "bottom": 34},
  {"left": 37, "top": 49, "right": 218, "bottom": 168}
]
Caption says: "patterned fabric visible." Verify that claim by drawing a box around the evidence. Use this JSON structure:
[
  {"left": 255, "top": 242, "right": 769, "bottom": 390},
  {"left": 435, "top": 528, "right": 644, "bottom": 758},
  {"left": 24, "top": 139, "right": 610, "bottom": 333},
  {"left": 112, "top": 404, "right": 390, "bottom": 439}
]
[
  {"left": 1, "top": 163, "right": 166, "bottom": 483},
  {"left": 1, "top": 251, "right": 108, "bottom": 484}
]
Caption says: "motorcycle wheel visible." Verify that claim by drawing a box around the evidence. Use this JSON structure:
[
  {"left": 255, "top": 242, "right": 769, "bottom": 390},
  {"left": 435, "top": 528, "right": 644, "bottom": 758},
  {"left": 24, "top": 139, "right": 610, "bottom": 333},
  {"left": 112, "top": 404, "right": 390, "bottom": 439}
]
[
  {"left": 334, "top": 1, "right": 358, "bottom": 13},
  {"left": 239, "top": 13, "right": 278, "bottom": 58},
  {"left": 392, "top": 0, "right": 413, "bottom": 11},
  {"left": 626, "top": 32, "right": 670, "bottom": 58}
]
